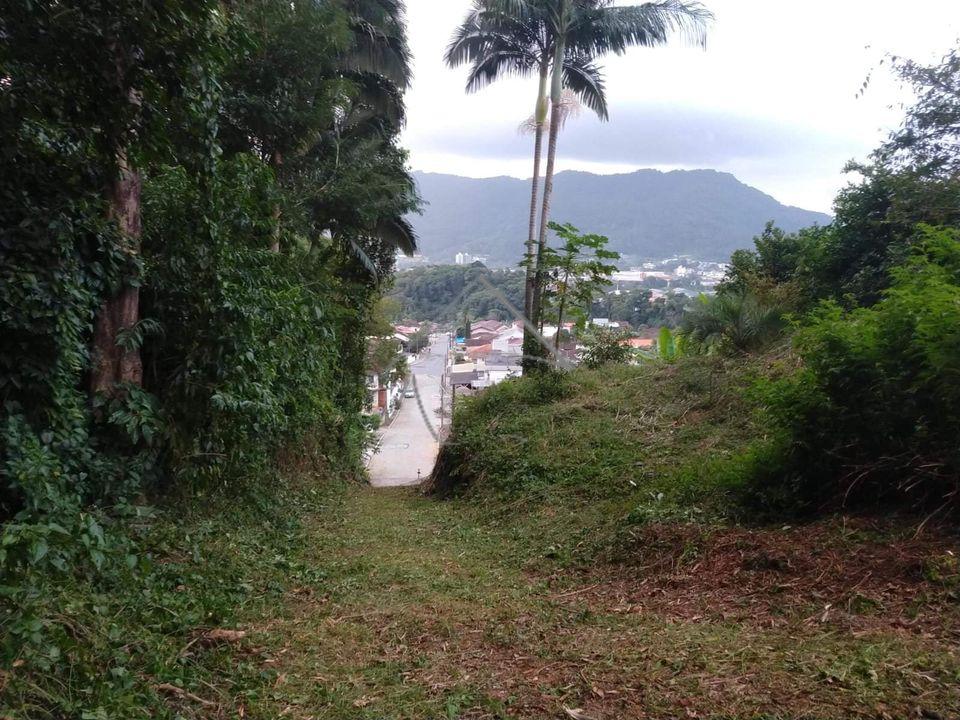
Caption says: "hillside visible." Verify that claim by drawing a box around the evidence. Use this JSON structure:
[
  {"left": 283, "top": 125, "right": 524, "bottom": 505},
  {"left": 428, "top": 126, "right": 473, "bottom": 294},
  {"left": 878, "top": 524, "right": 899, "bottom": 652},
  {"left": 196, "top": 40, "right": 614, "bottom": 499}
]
[
  {"left": 423, "top": 358, "right": 960, "bottom": 718},
  {"left": 409, "top": 169, "right": 831, "bottom": 266},
  {"left": 389, "top": 264, "right": 525, "bottom": 323}
]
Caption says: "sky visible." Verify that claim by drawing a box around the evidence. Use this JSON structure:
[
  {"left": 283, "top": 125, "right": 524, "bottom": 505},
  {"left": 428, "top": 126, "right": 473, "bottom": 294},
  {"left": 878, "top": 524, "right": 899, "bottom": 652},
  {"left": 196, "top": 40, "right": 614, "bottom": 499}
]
[{"left": 401, "top": 0, "right": 960, "bottom": 213}]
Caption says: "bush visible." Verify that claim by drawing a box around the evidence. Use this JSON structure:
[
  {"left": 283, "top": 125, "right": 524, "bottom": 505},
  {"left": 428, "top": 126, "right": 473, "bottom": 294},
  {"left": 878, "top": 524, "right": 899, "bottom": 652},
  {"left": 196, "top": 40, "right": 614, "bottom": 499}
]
[
  {"left": 757, "top": 226, "right": 960, "bottom": 509},
  {"left": 581, "top": 328, "right": 634, "bottom": 368},
  {"left": 142, "top": 159, "right": 367, "bottom": 491},
  {"left": 680, "top": 289, "right": 788, "bottom": 355}
]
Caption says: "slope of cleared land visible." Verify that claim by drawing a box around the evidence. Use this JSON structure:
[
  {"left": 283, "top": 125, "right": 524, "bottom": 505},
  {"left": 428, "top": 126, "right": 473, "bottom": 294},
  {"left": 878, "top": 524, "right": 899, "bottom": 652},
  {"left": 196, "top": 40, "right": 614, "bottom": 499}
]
[
  {"left": 217, "top": 488, "right": 958, "bottom": 719},
  {"left": 10, "top": 359, "right": 958, "bottom": 719}
]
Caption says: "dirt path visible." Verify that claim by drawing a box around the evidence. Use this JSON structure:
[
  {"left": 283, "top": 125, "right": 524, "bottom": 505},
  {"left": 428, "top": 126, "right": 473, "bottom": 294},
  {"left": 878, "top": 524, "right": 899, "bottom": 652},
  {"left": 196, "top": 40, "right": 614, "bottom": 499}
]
[{"left": 238, "top": 488, "right": 960, "bottom": 719}]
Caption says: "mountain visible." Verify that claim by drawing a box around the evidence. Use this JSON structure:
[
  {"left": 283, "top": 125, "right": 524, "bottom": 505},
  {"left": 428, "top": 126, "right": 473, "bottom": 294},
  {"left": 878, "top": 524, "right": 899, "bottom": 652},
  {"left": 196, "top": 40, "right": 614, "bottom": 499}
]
[{"left": 408, "top": 169, "right": 831, "bottom": 266}]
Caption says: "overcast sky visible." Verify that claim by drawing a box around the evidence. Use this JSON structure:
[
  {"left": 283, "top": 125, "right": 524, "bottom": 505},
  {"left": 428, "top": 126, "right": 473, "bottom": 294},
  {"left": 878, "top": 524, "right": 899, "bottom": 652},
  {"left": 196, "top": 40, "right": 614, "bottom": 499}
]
[{"left": 401, "top": 0, "right": 960, "bottom": 213}]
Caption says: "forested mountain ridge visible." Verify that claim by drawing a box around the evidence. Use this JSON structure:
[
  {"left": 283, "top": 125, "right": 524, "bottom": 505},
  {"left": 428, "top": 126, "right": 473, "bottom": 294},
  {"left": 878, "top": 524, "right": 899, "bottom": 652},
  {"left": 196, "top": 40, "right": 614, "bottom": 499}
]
[{"left": 409, "top": 169, "right": 831, "bottom": 265}]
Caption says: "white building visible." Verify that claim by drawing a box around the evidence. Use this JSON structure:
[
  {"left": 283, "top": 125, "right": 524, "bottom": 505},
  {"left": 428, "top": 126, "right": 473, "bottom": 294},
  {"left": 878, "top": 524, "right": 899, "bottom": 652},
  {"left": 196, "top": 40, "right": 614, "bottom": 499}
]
[{"left": 491, "top": 324, "right": 524, "bottom": 357}]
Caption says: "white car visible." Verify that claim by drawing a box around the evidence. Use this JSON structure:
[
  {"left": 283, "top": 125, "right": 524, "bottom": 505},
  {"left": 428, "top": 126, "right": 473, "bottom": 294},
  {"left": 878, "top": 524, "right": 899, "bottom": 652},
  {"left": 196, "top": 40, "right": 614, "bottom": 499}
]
[{"left": 404, "top": 390, "right": 415, "bottom": 399}]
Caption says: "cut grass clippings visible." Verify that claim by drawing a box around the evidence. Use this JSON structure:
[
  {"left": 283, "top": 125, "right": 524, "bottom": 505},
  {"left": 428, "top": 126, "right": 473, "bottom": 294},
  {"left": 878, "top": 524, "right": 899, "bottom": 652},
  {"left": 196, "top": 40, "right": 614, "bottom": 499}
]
[{"left": 232, "top": 488, "right": 960, "bottom": 719}]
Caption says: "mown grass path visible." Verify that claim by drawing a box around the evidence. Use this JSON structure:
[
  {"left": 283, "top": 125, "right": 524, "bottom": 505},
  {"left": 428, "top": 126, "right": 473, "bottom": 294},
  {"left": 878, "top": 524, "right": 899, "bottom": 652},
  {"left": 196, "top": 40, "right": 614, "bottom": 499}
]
[{"left": 237, "top": 487, "right": 960, "bottom": 720}]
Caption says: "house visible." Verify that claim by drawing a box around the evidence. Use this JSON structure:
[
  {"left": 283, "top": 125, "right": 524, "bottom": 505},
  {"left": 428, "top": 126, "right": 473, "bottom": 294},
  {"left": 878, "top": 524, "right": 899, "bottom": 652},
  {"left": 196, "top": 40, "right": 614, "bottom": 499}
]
[
  {"left": 491, "top": 323, "right": 524, "bottom": 357},
  {"left": 466, "top": 343, "right": 493, "bottom": 360},
  {"left": 621, "top": 337, "right": 656, "bottom": 350},
  {"left": 471, "top": 319, "right": 507, "bottom": 335}
]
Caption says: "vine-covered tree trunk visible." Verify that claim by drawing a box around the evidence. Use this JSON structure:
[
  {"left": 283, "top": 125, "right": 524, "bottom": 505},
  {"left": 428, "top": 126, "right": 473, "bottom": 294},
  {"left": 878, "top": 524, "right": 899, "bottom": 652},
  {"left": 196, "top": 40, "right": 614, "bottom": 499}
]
[
  {"left": 271, "top": 150, "right": 283, "bottom": 253},
  {"left": 91, "top": 151, "right": 143, "bottom": 394}
]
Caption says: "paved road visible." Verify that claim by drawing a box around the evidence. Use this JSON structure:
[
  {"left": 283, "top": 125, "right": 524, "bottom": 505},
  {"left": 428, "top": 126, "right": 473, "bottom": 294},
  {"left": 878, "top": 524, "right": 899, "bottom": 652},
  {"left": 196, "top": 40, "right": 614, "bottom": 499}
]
[{"left": 367, "top": 335, "right": 448, "bottom": 487}]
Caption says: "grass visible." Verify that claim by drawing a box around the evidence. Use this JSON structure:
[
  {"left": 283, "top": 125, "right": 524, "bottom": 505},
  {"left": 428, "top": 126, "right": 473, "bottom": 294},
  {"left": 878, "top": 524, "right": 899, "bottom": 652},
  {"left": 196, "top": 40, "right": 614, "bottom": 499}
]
[
  {"left": 223, "top": 488, "right": 960, "bottom": 719},
  {"left": 5, "top": 482, "right": 958, "bottom": 718},
  {"left": 430, "top": 355, "right": 793, "bottom": 564},
  {"left": 0, "top": 475, "right": 348, "bottom": 719},
  {"left": 5, "top": 356, "right": 959, "bottom": 718}
]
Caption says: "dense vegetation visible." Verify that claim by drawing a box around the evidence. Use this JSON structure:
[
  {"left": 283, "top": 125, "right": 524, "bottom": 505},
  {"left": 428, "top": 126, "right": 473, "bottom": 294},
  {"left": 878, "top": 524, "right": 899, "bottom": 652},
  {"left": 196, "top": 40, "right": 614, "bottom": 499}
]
[
  {"left": 1, "top": 1, "right": 415, "bottom": 714},
  {"left": 389, "top": 263, "right": 526, "bottom": 323},
  {"left": 591, "top": 287, "right": 692, "bottom": 327},
  {"left": 389, "top": 262, "right": 692, "bottom": 329},
  {"left": 436, "top": 46, "right": 960, "bottom": 520}
]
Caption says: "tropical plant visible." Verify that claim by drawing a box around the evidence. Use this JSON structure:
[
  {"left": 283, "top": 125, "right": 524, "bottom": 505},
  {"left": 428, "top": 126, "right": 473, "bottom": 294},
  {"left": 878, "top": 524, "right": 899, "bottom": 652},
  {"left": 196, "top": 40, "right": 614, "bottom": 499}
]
[
  {"left": 580, "top": 326, "right": 634, "bottom": 368},
  {"left": 536, "top": 222, "right": 620, "bottom": 349},
  {"left": 445, "top": 0, "right": 611, "bottom": 361},
  {"left": 658, "top": 326, "right": 681, "bottom": 361},
  {"left": 758, "top": 226, "right": 960, "bottom": 509},
  {"left": 680, "top": 289, "right": 787, "bottom": 355}
]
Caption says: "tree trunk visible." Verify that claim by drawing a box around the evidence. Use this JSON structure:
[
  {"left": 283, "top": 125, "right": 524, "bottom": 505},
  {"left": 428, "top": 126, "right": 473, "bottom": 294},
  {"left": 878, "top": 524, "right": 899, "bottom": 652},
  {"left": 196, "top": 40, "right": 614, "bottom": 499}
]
[
  {"left": 91, "top": 149, "right": 143, "bottom": 394},
  {"left": 555, "top": 269, "right": 570, "bottom": 351},
  {"left": 524, "top": 66, "right": 548, "bottom": 320},
  {"left": 271, "top": 150, "right": 283, "bottom": 253},
  {"left": 524, "top": 29, "right": 566, "bottom": 369},
  {"left": 528, "top": 94, "right": 562, "bottom": 368},
  {"left": 521, "top": 67, "right": 549, "bottom": 375}
]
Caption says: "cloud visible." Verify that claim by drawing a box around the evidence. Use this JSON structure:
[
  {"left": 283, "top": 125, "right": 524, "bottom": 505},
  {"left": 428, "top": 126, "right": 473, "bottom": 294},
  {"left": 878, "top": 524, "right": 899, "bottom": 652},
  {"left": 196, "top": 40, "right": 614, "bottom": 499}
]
[{"left": 406, "top": 102, "right": 867, "bottom": 170}]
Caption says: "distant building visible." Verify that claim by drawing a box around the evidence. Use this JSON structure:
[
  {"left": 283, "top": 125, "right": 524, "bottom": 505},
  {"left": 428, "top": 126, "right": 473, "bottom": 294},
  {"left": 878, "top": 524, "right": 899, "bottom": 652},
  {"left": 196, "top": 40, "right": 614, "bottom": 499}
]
[{"left": 455, "top": 252, "right": 489, "bottom": 266}]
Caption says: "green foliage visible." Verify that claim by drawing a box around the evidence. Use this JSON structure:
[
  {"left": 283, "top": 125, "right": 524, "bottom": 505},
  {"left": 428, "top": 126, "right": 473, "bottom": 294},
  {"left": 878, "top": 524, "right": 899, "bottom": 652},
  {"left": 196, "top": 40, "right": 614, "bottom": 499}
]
[
  {"left": 389, "top": 264, "right": 526, "bottom": 323},
  {"left": 1, "top": 1, "right": 417, "bottom": 714},
  {"left": 1, "top": 478, "right": 342, "bottom": 719},
  {"left": 538, "top": 222, "right": 620, "bottom": 342},
  {"left": 657, "top": 327, "right": 680, "bottom": 362},
  {"left": 680, "top": 289, "right": 788, "bottom": 356},
  {"left": 723, "top": 45, "right": 960, "bottom": 310},
  {"left": 580, "top": 327, "right": 634, "bottom": 368},
  {"left": 756, "top": 227, "right": 960, "bottom": 508},
  {"left": 591, "top": 288, "right": 692, "bottom": 329},
  {"left": 142, "top": 159, "right": 365, "bottom": 488},
  {"left": 430, "top": 356, "right": 771, "bottom": 528},
  {"left": 879, "top": 46, "right": 960, "bottom": 179}
]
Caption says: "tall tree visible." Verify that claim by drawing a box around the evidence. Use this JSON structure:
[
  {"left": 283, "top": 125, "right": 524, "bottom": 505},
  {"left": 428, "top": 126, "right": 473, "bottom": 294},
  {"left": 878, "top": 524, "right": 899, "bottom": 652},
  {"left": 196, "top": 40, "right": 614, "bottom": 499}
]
[
  {"left": 2, "top": 1, "right": 221, "bottom": 395},
  {"left": 445, "top": 1, "right": 608, "bottom": 368},
  {"left": 538, "top": 222, "right": 619, "bottom": 349},
  {"left": 528, "top": 0, "right": 711, "bottom": 370}
]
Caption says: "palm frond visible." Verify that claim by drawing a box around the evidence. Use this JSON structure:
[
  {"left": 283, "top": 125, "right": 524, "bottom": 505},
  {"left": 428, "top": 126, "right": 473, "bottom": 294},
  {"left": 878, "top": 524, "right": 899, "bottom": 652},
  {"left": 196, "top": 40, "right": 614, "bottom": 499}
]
[
  {"left": 345, "top": 237, "right": 379, "bottom": 278},
  {"left": 464, "top": 47, "right": 539, "bottom": 92},
  {"left": 569, "top": 0, "right": 712, "bottom": 56},
  {"left": 344, "top": 17, "right": 412, "bottom": 89},
  {"left": 345, "top": 71, "right": 406, "bottom": 128},
  {"left": 375, "top": 215, "right": 418, "bottom": 256},
  {"left": 562, "top": 53, "right": 608, "bottom": 120}
]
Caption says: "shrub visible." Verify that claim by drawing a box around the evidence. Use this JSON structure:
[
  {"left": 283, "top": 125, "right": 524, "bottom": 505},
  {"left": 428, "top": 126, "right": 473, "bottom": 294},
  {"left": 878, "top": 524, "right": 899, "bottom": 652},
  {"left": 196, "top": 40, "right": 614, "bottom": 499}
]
[
  {"left": 758, "top": 226, "right": 960, "bottom": 509},
  {"left": 680, "top": 289, "right": 788, "bottom": 355},
  {"left": 581, "top": 328, "right": 634, "bottom": 368}
]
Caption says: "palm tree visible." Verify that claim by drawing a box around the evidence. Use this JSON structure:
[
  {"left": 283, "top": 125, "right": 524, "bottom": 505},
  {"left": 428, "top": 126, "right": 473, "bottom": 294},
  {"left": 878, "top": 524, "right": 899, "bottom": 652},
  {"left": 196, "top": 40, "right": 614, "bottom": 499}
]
[
  {"left": 342, "top": 0, "right": 413, "bottom": 128},
  {"left": 680, "top": 290, "right": 787, "bottom": 355},
  {"left": 445, "top": 2, "right": 608, "bottom": 360},
  {"left": 323, "top": 0, "right": 419, "bottom": 267},
  {"left": 447, "top": 0, "right": 710, "bottom": 370},
  {"left": 528, "top": 0, "right": 711, "bottom": 365}
]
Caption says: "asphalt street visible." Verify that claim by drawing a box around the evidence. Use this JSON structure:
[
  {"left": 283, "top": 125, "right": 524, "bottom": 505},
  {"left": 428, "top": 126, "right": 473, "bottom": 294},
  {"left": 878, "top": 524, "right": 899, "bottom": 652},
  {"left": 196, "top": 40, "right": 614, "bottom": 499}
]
[{"left": 367, "top": 334, "right": 447, "bottom": 487}]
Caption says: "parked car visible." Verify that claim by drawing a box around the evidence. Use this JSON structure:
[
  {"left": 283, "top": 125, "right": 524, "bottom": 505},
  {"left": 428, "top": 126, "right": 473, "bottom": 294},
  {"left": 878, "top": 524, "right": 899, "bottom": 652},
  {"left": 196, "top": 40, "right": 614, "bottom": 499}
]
[{"left": 404, "top": 389, "right": 415, "bottom": 399}]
